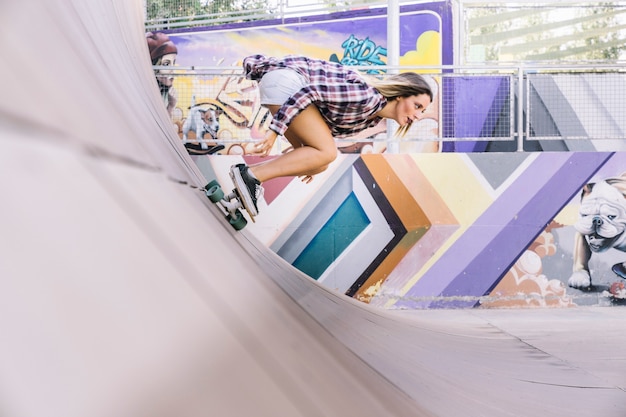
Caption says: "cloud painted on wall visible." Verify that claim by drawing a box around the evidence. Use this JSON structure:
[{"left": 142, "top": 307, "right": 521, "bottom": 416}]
[{"left": 400, "top": 30, "right": 441, "bottom": 67}]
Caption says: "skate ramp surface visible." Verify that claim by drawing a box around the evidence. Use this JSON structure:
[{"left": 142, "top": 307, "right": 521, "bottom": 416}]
[{"left": 1, "top": 1, "right": 625, "bottom": 416}]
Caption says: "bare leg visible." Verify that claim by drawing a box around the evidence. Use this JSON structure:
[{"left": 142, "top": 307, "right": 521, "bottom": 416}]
[{"left": 249, "top": 105, "right": 337, "bottom": 183}]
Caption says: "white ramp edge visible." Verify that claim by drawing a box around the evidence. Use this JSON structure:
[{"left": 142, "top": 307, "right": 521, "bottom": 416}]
[{"left": 0, "top": 1, "right": 625, "bottom": 417}]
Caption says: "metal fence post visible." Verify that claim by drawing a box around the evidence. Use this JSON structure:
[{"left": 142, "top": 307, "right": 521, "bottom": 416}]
[{"left": 517, "top": 65, "right": 524, "bottom": 152}]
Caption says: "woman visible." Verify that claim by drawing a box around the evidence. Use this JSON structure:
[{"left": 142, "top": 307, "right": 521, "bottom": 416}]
[
  {"left": 231, "top": 54, "right": 433, "bottom": 216},
  {"left": 146, "top": 31, "right": 178, "bottom": 116}
]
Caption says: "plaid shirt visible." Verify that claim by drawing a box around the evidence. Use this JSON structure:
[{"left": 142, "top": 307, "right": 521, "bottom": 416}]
[{"left": 243, "top": 55, "right": 386, "bottom": 138}]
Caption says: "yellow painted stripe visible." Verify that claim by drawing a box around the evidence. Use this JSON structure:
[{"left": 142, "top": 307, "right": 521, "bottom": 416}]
[
  {"left": 408, "top": 154, "right": 493, "bottom": 224},
  {"left": 385, "top": 154, "right": 458, "bottom": 226}
]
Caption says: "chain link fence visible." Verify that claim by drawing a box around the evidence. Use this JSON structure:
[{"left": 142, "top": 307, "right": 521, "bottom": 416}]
[
  {"left": 527, "top": 67, "right": 626, "bottom": 141},
  {"left": 145, "top": 0, "right": 402, "bottom": 31}
]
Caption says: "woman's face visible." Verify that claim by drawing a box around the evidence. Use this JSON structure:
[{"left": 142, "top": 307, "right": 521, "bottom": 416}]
[
  {"left": 395, "top": 93, "right": 432, "bottom": 127},
  {"left": 155, "top": 53, "right": 177, "bottom": 87}
]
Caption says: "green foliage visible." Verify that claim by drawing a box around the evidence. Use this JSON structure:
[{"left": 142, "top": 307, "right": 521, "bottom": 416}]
[
  {"left": 146, "top": 0, "right": 273, "bottom": 25},
  {"left": 466, "top": 2, "right": 626, "bottom": 63}
]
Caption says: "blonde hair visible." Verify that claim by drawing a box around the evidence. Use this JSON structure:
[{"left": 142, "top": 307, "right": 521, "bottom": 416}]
[{"left": 364, "top": 72, "right": 433, "bottom": 137}]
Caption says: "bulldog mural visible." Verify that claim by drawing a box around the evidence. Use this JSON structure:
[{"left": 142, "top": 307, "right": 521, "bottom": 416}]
[{"left": 569, "top": 173, "right": 626, "bottom": 290}]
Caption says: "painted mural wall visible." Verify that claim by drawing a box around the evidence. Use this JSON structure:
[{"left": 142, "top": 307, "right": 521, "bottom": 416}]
[
  {"left": 157, "top": 3, "right": 452, "bottom": 155},
  {"left": 196, "top": 152, "right": 626, "bottom": 309}
]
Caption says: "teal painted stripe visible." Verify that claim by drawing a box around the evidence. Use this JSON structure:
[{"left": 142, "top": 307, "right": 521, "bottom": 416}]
[{"left": 293, "top": 192, "right": 370, "bottom": 280}]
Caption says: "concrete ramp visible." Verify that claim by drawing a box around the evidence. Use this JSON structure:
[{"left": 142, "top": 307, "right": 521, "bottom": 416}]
[{"left": 1, "top": 1, "right": 625, "bottom": 416}]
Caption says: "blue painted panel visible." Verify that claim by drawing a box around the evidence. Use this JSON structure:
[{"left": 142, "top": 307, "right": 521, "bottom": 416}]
[{"left": 293, "top": 192, "right": 370, "bottom": 279}]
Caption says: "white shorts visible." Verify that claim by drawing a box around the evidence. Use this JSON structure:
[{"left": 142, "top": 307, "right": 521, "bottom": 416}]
[{"left": 258, "top": 68, "right": 307, "bottom": 105}]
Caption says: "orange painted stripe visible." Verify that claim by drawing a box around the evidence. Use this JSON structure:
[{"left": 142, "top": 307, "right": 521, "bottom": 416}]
[
  {"left": 354, "top": 229, "right": 427, "bottom": 302},
  {"left": 360, "top": 155, "right": 429, "bottom": 229},
  {"left": 388, "top": 154, "right": 458, "bottom": 226}
]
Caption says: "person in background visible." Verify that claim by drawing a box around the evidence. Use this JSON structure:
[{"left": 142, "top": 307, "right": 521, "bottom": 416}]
[
  {"left": 230, "top": 54, "right": 433, "bottom": 217},
  {"left": 146, "top": 31, "right": 178, "bottom": 116}
]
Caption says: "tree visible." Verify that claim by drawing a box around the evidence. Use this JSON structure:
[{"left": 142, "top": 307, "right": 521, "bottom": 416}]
[
  {"left": 579, "top": 3, "right": 624, "bottom": 61},
  {"left": 465, "top": 2, "right": 626, "bottom": 63},
  {"left": 146, "top": 0, "right": 275, "bottom": 28}
]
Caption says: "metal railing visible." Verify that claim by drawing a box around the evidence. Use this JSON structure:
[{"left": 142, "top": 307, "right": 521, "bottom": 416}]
[
  {"left": 154, "top": 65, "right": 626, "bottom": 153},
  {"left": 526, "top": 65, "right": 626, "bottom": 140}
]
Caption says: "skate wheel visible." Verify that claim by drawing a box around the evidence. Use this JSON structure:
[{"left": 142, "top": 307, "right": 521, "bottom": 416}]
[
  {"left": 205, "top": 179, "right": 219, "bottom": 190},
  {"left": 205, "top": 184, "right": 224, "bottom": 203},
  {"left": 229, "top": 210, "right": 247, "bottom": 230}
]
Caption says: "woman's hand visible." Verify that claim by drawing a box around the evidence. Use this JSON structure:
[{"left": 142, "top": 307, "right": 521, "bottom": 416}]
[{"left": 254, "top": 130, "right": 278, "bottom": 156}]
